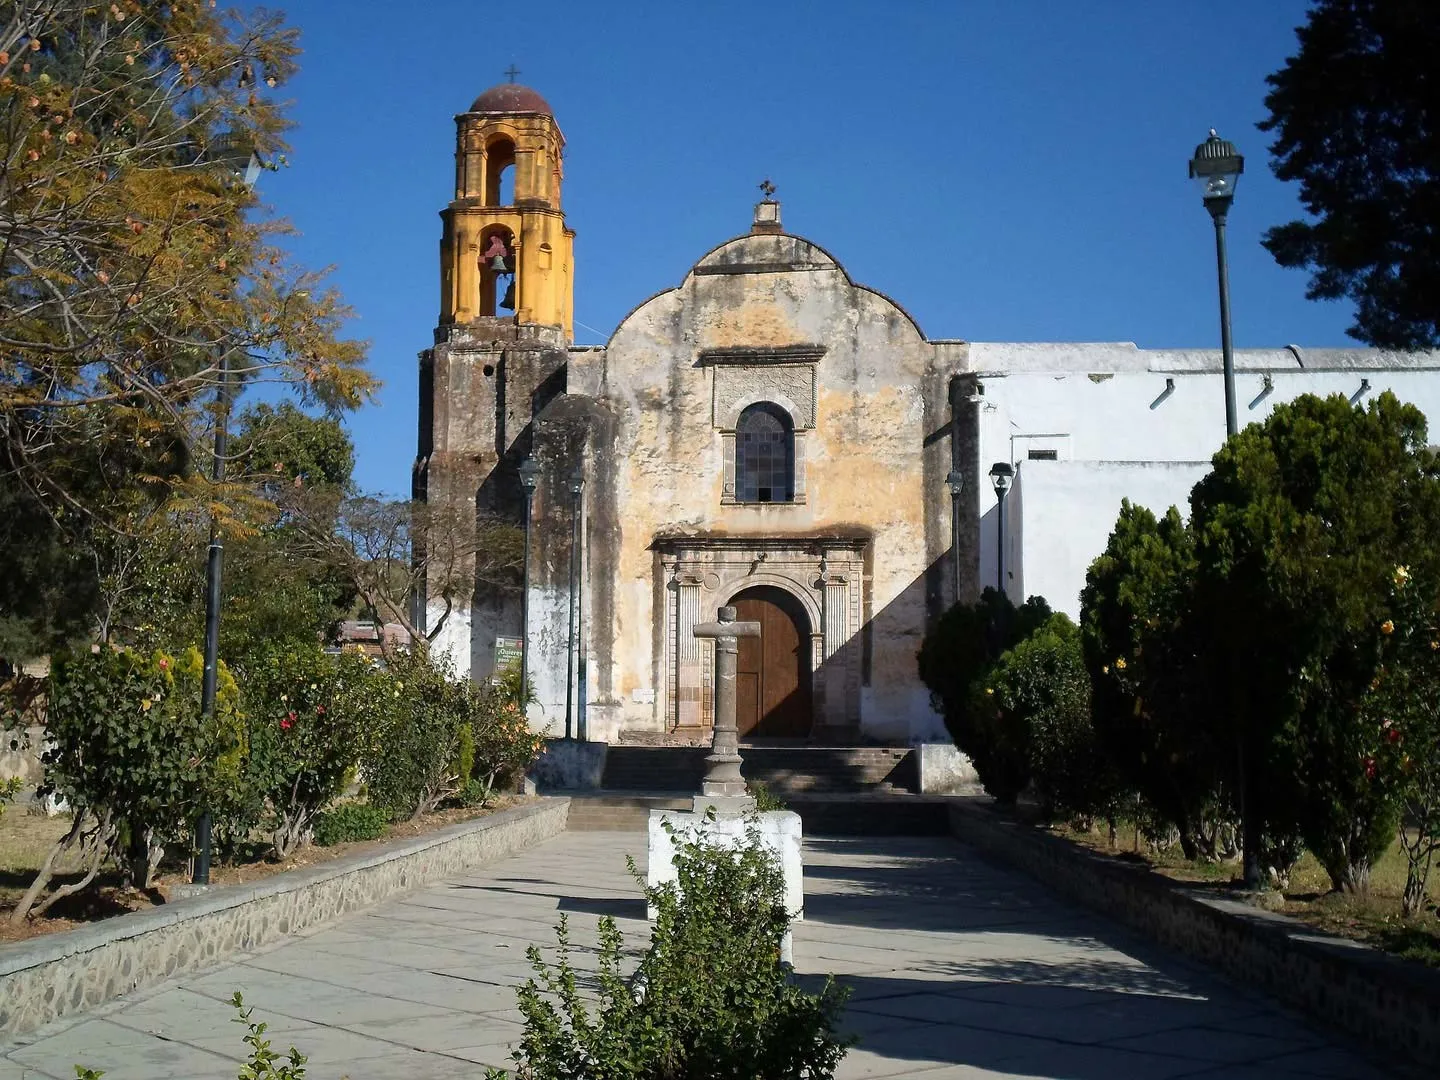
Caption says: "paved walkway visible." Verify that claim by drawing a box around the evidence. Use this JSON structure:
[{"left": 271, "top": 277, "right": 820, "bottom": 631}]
[{"left": 0, "top": 834, "right": 1399, "bottom": 1079}]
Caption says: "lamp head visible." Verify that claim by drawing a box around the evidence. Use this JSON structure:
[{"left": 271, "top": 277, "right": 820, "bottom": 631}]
[
  {"left": 568, "top": 469, "right": 585, "bottom": 495},
  {"left": 945, "top": 469, "right": 964, "bottom": 497},
  {"left": 1188, "top": 129, "right": 1243, "bottom": 210},
  {"left": 517, "top": 458, "right": 542, "bottom": 492},
  {"left": 989, "top": 461, "right": 1014, "bottom": 496}
]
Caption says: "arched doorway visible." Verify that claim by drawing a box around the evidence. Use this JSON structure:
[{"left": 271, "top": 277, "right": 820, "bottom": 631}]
[{"left": 731, "top": 585, "right": 812, "bottom": 739}]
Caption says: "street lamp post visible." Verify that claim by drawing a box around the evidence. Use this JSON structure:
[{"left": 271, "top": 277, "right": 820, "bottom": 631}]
[
  {"left": 945, "top": 469, "right": 964, "bottom": 605},
  {"left": 192, "top": 136, "right": 262, "bottom": 889},
  {"left": 517, "top": 458, "right": 542, "bottom": 705},
  {"left": 1189, "top": 130, "right": 1245, "bottom": 439},
  {"left": 988, "top": 462, "right": 1013, "bottom": 596},
  {"left": 564, "top": 469, "right": 585, "bottom": 740}
]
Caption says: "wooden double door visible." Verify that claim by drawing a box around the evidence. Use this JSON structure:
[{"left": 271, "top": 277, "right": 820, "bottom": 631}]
[{"left": 732, "top": 586, "right": 813, "bottom": 739}]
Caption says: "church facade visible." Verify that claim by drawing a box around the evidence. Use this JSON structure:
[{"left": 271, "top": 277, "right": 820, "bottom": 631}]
[{"left": 415, "top": 85, "right": 1440, "bottom": 747}]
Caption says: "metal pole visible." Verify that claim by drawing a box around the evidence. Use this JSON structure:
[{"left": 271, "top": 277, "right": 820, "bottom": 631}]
[
  {"left": 575, "top": 484, "right": 587, "bottom": 742},
  {"left": 1212, "top": 206, "right": 1238, "bottom": 438},
  {"left": 520, "top": 488, "right": 533, "bottom": 702},
  {"left": 564, "top": 487, "right": 578, "bottom": 741},
  {"left": 950, "top": 490, "right": 962, "bottom": 605},
  {"left": 192, "top": 351, "right": 230, "bottom": 886},
  {"left": 995, "top": 490, "right": 1007, "bottom": 595}
]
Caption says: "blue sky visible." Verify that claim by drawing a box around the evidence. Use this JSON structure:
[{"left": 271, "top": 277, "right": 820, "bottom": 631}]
[{"left": 261, "top": 0, "right": 1342, "bottom": 496}]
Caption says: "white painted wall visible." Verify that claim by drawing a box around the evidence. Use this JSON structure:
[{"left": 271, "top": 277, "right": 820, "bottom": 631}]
[{"left": 969, "top": 343, "right": 1440, "bottom": 618}]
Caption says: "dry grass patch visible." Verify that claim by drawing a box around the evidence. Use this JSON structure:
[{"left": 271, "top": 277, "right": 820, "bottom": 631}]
[
  {"left": 1051, "top": 818, "right": 1440, "bottom": 968},
  {"left": 0, "top": 797, "right": 529, "bottom": 945}
]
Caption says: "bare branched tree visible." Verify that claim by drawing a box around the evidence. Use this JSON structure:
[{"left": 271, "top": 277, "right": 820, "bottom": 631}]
[{"left": 285, "top": 490, "right": 522, "bottom": 652}]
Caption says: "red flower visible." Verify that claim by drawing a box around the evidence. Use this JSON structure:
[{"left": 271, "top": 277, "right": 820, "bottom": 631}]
[
  {"left": 316, "top": 705, "right": 326, "bottom": 715},
  {"left": 1386, "top": 728, "right": 1402, "bottom": 744},
  {"left": 1364, "top": 757, "right": 1377, "bottom": 780},
  {"left": 287, "top": 710, "right": 297, "bottom": 721},
  {"left": 280, "top": 718, "right": 293, "bottom": 730}
]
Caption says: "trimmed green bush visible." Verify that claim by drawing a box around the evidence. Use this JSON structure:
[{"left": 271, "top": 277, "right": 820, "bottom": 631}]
[
  {"left": 312, "top": 803, "right": 389, "bottom": 847},
  {"left": 488, "top": 817, "right": 851, "bottom": 1079},
  {"left": 918, "top": 587, "right": 1051, "bottom": 765}
]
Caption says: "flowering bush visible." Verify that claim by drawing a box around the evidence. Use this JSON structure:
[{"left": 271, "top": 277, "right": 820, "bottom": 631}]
[
  {"left": 360, "top": 649, "right": 472, "bottom": 821},
  {"left": 469, "top": 682, "right": 544, "bottom": 802},
  {"left": 12, "top": 645, "right": 237, "bottom": 922},
  {"left": 238, "top": 644, "right": 384, "bottom": 858},
  {"left": 1368, "top": 564, "right": 1440, "bottom": 916}
]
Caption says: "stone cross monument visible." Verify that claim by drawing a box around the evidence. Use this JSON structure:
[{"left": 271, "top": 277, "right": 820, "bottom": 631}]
[
  {"left": 691, "top": 605, "right": 760, "bottom": 812},
  {"left": 647, "top": 603, "right": 805, "bottom": 935}
]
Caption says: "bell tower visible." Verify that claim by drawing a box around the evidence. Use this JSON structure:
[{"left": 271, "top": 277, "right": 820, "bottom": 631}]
[{"left": 440, "top": 79, "right": 574, "bottom": 337}]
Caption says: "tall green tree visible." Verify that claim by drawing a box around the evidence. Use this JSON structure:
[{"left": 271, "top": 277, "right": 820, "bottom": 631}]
[
  {"left": 1259, "top": 0, "right": 1440, "bottom": 349},
  {"left": 1081, "top": 501, "right": 1234, "bottom": 861},
  {"left": 1189, "top": 392, "right": 1440, "bottom": 893}
]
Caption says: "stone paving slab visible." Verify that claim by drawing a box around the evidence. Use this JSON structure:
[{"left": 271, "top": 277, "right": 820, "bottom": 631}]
[{"left": 0, "top": 833, "right": 1404, "bottom": 1079}]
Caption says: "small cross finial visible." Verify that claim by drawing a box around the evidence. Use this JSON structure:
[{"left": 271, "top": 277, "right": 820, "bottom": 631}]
[
  {"left": 759, "top": 178, "right": 776, "bottom": 201},
  {"left": 504, "top": 63, "right": 521, "bottom": 83}
]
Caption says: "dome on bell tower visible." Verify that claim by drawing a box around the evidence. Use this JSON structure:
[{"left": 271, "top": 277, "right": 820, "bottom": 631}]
[{"left": 468, "top": 83, "right": 552, "bottom": 116}]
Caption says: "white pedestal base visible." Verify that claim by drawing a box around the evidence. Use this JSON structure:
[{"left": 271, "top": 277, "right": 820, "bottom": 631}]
[{"left": 646, "top": 809, "right": 804, "bottom": 922}]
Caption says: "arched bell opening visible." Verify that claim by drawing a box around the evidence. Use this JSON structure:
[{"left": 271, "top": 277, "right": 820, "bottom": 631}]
[
  {"left": 478, "top": 225, "right": 516, "bottom": 316},
  {"left": 484, "top": 137, "right": 516, "bottom": 206}
]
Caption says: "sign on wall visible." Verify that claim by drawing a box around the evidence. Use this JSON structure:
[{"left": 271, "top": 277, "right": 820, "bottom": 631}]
[{"left": 494, "top": 636, "right": 523, "bottom": 672}]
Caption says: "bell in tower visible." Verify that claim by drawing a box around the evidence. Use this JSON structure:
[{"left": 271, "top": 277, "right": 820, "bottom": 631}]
[{"left": 437, "top": 76, "right": 576, "bottom": 339}]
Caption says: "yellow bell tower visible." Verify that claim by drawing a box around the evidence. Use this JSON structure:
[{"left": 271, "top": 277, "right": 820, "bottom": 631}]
[{"left": 439, "top": 79, "right": 575, "bottom": 339}]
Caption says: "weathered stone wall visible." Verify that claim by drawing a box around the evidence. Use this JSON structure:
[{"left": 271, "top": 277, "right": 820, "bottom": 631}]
[
  {"left": 569, "top": 229, "right": 963, "bottom": 742},
  {"left": 948, "top": 799, "right": 1440, "bottom": 1072},
  {"left": 0, "top": 799, "right": 570, "bottom": 1038}
]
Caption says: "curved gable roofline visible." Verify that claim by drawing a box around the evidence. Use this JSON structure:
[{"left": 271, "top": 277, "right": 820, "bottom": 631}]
[{"left": 606, "top": 230, "right": 928, "bottom": 346}]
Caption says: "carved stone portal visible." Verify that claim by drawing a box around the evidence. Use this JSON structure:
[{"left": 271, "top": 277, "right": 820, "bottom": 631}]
[{"left": 658, "top": 537, "right": 866, "bottom": 739}]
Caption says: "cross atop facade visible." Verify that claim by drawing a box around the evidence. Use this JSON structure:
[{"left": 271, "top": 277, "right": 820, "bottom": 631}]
[
  {"left": 758, "top": 177, "right": 777, "bottom": 201},
  {"left": 504, "top": 63, "right": 521, "bottom": 84}
]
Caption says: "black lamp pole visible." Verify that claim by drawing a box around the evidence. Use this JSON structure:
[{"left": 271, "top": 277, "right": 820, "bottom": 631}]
[
  {"left": 988, "top": 462, "right": 1013, "bottom": 595},
  {"left": 192, "top": 352, "right": 229, "bottom": 887},
  {"left": 1189, "top": 130, "right": 1245, "bottom": 439},
  {"left": 518, "top": 458, "right": 541, "bottom": 702},
  {"left": 565, "top": 470, "right": 585, "bottom": 740},
  {"left": 192, "top": 137, "right": 261, "bottom": 888},
  {"left": 945, "top": 469, "right": 964, "bottom": 605}
]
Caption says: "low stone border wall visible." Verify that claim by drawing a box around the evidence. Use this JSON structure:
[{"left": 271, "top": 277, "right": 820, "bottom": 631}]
[
  {"left": 0, "top": 797, "right": 570, "bottom": 1038},
  {"left": 948, "top": 799, "right": 1440, "bottom": 1072}
]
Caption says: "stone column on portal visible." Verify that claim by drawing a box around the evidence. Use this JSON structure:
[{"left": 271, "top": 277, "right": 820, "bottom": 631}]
[
  {"left": 691, "top": 605, "right": 760, "bottom": 814},
  {"left": 673, "top": 566, "right": 705, "bottom": 729}
]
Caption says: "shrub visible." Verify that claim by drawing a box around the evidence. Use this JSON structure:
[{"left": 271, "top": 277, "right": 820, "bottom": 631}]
[
  {"left": 749, "top": 780, "right": 788, "bottom": 812},
  {"left": 12, "top": 645, "right": 237, "bottom": 921},
  {"left": 311, "top": 802, "right": 389, "bottom": 847},
  {"left": 1367, "top": 563, "right": 1440, "bottom": 916},
  {"left": 984, "top": 614, "right": 1113, "bottom": 819},
  {"left": 360, "top": 649, "right": 471, "bottom": 821},
  {"left": 490, "top": 817, "right": 850, "bottom": 1079},
  {"left": 1080, "top": 501, "right": 1236, "bottom": 861},
  {"left": 1190, "top": 392, "right": 1440, "bottom": 893},
  {"left": 469, "top": 681, "right": 544, "bottom": 799},
  {"left": 238, "top": 644, "right": 383, "bottom": 858},
  {"left": 917, "top": 588, "right": 1051, "bottom": 762}
]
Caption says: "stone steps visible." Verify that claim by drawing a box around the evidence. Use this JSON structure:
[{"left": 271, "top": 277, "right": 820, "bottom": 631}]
[
  {"left": 599, "top": 746, "right": 918, "bottom": 795},
  {"left": 565, "top": 792, "right": 956, "bottom": 836}
]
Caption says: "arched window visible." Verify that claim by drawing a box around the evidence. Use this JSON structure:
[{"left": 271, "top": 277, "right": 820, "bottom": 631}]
[
  {"left": 736, "top": 403, "right": 794, "bottom": 503},
  {"left": 484, "top": 137, "right": 516, "bottom": 206}
]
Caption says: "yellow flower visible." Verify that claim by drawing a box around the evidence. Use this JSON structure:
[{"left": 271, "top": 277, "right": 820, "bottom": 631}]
[
  {"left": 1381, "top": 619, "right": 1395, "bottom": 636},
  {"left": 1101, "top": 665, "right": 1110, "bottom": 675},
  {"left": 1115, "top": 657, "right": 1127, "bottom": 671},
  {"left": 141, "top": 699, "right": 153, "bottom": 712},
  {"left": 1394, "top": 566, "right": 1411, "bottom": 586},
  {"left": 984, "top": 687, "right": 994, "bottom": 696}
]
